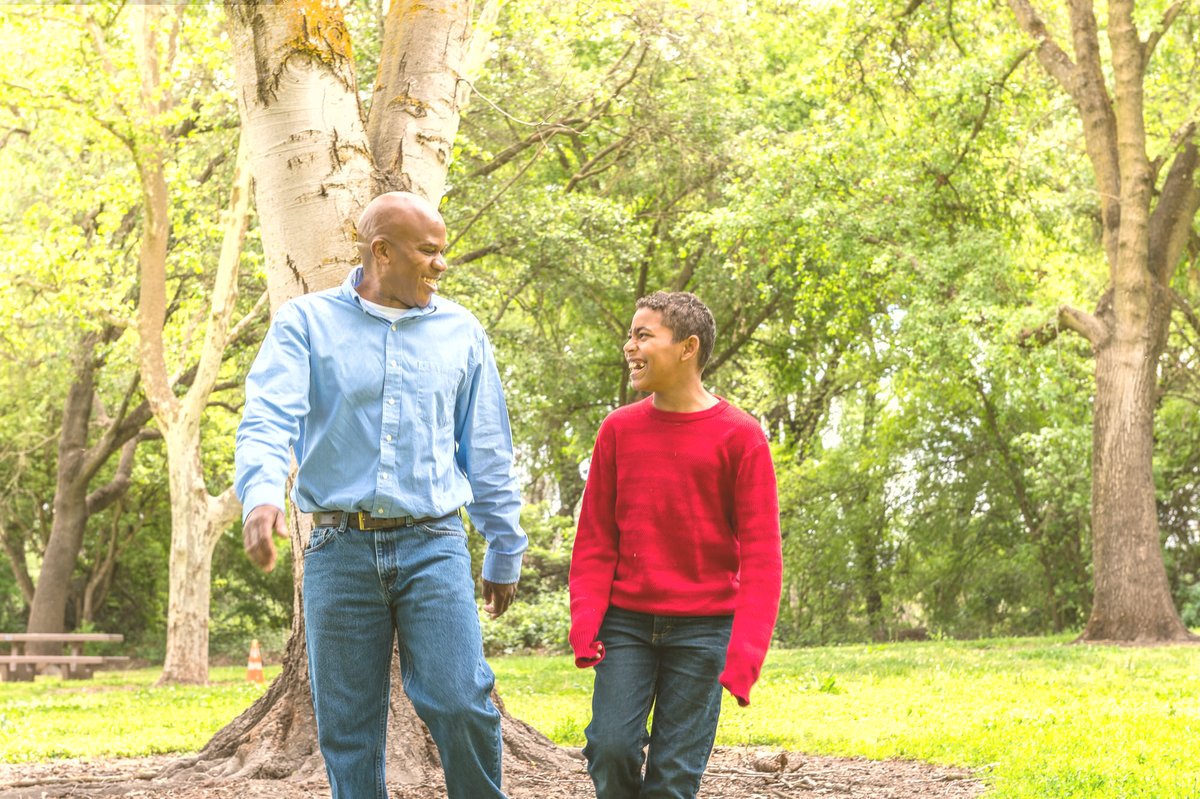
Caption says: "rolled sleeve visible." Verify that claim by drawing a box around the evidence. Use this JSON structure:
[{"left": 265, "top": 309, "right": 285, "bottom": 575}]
[
  {"left": 235, "top": 302, "right": 311, "bottom": 522},
  {"left": 455, "top": 331, "right": 527, "bottom": 583}
]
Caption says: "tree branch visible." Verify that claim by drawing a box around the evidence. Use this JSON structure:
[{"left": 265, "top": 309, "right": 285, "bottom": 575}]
[
  {"left": 84, "top": 431, "right": 157, "bottom": 516},
  {"left": 1170, "top": 287, "right": 1200, "bottom": 338},
  {"left": 707, "top": 291, "right": 786, "bottom": 377},
  {"left": 184, "top": 136, "right": 252, "bottom": 423},
  {"left": 1148, "top": 139, "right": 1200, "bottom": 283},
  {"left": 206, "top": 486, "right": 243, "bottom": 550},
  {"left": 946, "top": 47, "right": 1033, "bottom": 179},
  {"left": 1058, "top": 303, "right": 1108, "bottom": 347},
  {"left": 449, "top": 242, "right": 506, "bottom": 266},
  {"left": 1143, "top": 0, "right": 1185, "bottom": 68},
  {"left": 227, "top": 290, "right": 270, "bottom": 349},
  {"left": 1007, "top": 0, "right": 1080, "bottom": 94}
]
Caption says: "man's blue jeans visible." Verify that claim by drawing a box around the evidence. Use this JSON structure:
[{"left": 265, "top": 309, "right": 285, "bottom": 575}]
[
  {"left": 302, "top": 514, "right": 507, "bottom": 799},
  {"left": 583, "top": 606, "right": 733, "bottom": 799}
]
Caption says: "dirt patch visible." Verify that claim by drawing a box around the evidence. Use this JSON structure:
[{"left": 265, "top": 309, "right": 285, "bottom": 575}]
[{"left": 0, "top": 748, "right": 986, "bottom": 798}]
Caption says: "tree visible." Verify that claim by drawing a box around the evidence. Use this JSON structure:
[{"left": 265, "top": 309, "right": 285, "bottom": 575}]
[
  {"left": 24, "top": 330, "right": 156, "bottom": 651},
  {"left": 122, "top": 3, "right": 262, "bottom": 683},
  {"left": 161, "top": 0, "right": 568, "bottom": 783},
  {"left": 0, "top": 5, "right": 164, "bottom": 648},
  {"left": 1007, "top": 0, "right": 1200, "bottom": 641}
]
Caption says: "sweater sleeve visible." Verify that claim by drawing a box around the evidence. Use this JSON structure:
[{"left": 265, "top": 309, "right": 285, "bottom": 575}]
[
  {"left": 718, "top": 435, "right": 782, "bottom": 706},
  {"left": 568, "top": 420, "right": 619, "bottom": 668}
]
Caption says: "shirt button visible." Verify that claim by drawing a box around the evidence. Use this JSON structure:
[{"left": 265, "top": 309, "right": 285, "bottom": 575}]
[
  {"left": 391, "top": 324, "right": 397, "bottom": 331},
  {"left": 388, "top": 398, "right": 395, "bottom": 405},
  {"left": 390, "top": 360, "right": 397, "bottom": 367},
  {"left": 377, "top": 507, "right": 384, "bottom": 513},
  {"left": 386, "top": 435, "right": 393, "bottom": 442},
  {"left": 381, "top": 473, "right": 389, "bottom": 480}
]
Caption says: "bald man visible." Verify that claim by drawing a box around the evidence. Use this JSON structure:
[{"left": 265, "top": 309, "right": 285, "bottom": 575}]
[{"left": 235, "top": 192, "right": 527, "bottom": 799}]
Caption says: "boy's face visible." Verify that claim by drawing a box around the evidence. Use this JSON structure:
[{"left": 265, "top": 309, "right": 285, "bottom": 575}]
[{"left": 624, "top": 307, "right": 694, "bottom": 394}]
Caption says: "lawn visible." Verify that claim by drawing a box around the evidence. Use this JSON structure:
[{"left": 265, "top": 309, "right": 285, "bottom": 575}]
[{"left": 4, "top": 637, "right": 1199, "bottom": 798}]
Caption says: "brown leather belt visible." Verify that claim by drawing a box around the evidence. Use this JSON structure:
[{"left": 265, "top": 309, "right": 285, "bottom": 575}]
[{"left": 312, "top": 511, "right": 450, "bottom": 531}]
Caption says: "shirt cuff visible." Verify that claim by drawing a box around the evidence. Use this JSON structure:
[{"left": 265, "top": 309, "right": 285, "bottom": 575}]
[
  {"left": 240, "top": 484, "right": 285, "bottom": 523},
  {"left": 482, "top": 548, "right": 523, "bottom": 584}
]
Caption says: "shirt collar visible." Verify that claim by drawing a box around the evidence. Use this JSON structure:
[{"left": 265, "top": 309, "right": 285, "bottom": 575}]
[{"left": 340, "top": 266, "right": 438, "bottom": 319}]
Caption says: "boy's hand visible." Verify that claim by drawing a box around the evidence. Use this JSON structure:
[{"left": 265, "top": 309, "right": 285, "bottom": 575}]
[
  {"left": 244, "top": 504, "right": 287, "bottom": 572},
  {"left": 483, "top": 580, "right": 517, "bottom": 619},
  {"left": 574, "top": 640, "right": 605, "bottom": 668}
]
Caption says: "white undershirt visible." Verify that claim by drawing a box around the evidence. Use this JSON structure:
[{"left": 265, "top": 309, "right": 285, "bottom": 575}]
[{"left": 358, "top": 295, "right": 409, "bottom": 322}]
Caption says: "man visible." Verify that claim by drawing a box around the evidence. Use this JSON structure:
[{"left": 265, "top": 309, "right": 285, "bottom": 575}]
[
  {"left": 569, "top": 291, "right": 782, "bottom": 799},
  {"left": 235, "top": 191, "right": 526, "bottom": 799}
]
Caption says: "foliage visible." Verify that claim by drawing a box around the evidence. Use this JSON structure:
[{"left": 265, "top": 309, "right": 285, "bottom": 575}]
[
  {"left": 0, "top": 3, "right": 263, "bottom": 652},
  {"left": 472, "top": 503, "right": 573, "bottom": 654},
  {"left": 208, "top": 525, "right": 293, "bottom": 659},
  {"left": 0, "top": 0, "right": 1198, "bottom": 655},
  {"left": 480, "top": 588, "right": 570, "bottom": 655}
]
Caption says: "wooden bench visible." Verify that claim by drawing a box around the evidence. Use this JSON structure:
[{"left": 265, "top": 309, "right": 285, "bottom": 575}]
[{"left": 0, "top": 633, "right": 128, "bottom": 681}]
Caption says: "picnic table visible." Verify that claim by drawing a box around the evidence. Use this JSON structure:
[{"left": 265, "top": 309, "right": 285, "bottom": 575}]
[{"left": 0, "top": 632, "right": 128, "bottom": 681}]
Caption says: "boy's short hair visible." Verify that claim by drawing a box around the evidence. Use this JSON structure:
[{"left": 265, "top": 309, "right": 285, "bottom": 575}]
[{"left": 636, "top": 291, "right": 716, "bottom": 372}]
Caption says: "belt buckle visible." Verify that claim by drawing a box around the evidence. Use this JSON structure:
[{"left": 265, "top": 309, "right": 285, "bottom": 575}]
[{"left": 357, "top": 511, "right": 369, "bottom": 530}]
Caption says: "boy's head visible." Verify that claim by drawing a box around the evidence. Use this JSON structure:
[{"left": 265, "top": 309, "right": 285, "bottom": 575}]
[
  {"left": 635, "top": 291, "right": 716, "bottom": 370},
  {"left": 625, "top": 292, "right": 716, "bottom": 394}
]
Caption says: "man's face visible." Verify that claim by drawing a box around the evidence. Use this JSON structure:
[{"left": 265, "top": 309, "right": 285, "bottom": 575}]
[
  {"left": 374, "top": 211, "right": 448, "bottom": 309},
  {"left": 623, "top": 307, "right": 689, "bottom": 394}
]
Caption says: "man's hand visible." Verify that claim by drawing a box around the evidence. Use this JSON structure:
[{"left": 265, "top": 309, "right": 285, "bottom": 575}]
[
  {"left": 482, "top": 580, "right": 518, "bottom": 619},
  {"left": 243, "top": 504, "right": 287, "bottom": 572}
]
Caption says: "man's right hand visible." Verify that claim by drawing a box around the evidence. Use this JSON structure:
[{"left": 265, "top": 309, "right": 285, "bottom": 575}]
[{"left": 243, "top": 504, "right": 287, "bottom": 572}]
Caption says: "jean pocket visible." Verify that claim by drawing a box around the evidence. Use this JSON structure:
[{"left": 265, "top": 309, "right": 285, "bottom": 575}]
[
  {"left": 415, "top": 520, "right": 465, "bottom": 538},
  {"left": 304, "top": 525, "right": 342, "bottom": 556}
]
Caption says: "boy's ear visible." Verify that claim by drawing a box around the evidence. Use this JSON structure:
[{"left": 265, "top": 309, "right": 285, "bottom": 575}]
[{"left": 679, "top": 334, "right": 701, "bottom": 362}]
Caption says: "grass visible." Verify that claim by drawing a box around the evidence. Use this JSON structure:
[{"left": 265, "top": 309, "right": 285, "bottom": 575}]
[
  {"left": 4, "top": 639, "right": 1200, "bottom": 798},
  {"left": 0, "top": 665, "right": 280, "bottom": 762}
]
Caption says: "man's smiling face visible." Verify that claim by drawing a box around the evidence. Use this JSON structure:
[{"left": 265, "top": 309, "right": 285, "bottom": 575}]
[{"left": 374, "top": 213, "right": 448, "bottom": 309}]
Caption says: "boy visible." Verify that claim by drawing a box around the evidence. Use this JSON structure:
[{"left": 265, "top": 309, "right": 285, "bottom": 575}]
[{"left": 569, "top": 291, "right": 782, "bottom": 799}]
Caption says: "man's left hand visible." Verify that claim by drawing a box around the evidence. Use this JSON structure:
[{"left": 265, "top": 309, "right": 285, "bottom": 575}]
[{"left": 482, "top": 580, "right": 518, "bottom": 619}]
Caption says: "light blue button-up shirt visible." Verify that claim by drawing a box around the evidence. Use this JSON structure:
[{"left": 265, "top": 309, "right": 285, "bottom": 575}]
[{"left": 235, "top": 268, "right": 526, "bottom": 583}]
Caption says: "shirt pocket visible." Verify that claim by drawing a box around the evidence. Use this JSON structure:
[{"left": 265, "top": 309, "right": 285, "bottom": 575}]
[{"left": 415, "top": 360, "right": 463, "bottom": 427}]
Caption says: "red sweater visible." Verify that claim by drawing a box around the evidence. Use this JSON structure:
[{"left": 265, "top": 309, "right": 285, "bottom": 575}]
[{"left": 569, "top": 397, "right": 782, "bottom": 705}]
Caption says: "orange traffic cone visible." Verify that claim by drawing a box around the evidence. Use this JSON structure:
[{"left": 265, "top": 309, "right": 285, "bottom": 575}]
[{"left": 246, "top": 639, "right": 265, "bottom": 684}]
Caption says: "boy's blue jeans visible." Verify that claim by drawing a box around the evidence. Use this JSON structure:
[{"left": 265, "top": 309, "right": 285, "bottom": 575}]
[
  {"left": 302, "top": 514, "right": 507, "bottom": 799},
  {"left": 583, "top": 606, "right": 733, "bottom": 799}
]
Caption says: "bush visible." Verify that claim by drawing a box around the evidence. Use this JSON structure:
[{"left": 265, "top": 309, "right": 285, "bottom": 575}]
[{"left": 481, "top": 588, "right": 570, "bottom": 655}]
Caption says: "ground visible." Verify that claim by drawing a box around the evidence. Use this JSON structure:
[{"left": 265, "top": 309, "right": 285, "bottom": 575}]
[{"left": 0, "top": 748, "right": 986, "bottom": 798}]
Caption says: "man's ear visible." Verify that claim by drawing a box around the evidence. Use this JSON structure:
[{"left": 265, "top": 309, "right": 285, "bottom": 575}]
[
  {"left": 370, "top": 238, "right": 389, "bottom": 264},
  {"left": 680, "top": 334, "right": 701, "bottom": 362}
]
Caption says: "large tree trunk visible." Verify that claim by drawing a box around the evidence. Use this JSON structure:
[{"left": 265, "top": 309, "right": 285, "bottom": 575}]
[
  {"left": 1009, "top": 0, "right": 1200, "bottom": 642},
  {"left": 1083, "top": 314, "right": 1191, "bottom": 640},
  {"left": 195, "top": 0, "right": 571, "bottom": 787}
]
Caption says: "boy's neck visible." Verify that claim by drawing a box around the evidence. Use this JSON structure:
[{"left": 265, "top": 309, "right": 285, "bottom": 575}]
[{"left": 651, "top": 378, "right": 718, "bottom": 414}]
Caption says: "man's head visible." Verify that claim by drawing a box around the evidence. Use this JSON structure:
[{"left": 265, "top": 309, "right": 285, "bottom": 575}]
[
  {"left": 624, "top": 291, "right": 716, "bottom": 393},
  {"left": 355, "top": 192, "right": 448, "bottom": 309}
]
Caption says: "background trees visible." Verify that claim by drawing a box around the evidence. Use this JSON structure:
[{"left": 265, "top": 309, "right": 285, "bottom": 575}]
[{"left": 0, "top": 0, "right": 1198, "bottom": 687}]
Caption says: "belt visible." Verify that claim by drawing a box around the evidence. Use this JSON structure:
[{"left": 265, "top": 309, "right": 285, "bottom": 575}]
[{"left": 312, "top": 511, "right": 451, "bottom": 531}]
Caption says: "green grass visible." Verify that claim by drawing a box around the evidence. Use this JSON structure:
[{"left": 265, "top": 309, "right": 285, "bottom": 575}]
[
  {"left": 493, "top": 637, "right": 1200, "bottom": 799},
  {"left": 0, "top": 665, "right": 279, "bottom": 762},
  {"left": 5, "top": 639, "right": 1200, "bottom": 798}
]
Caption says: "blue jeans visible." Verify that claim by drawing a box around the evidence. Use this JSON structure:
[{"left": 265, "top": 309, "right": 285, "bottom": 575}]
[
  {"left": 302, "top": 513, "right": 507, "bottom": 799},
  {"left": 583, "top": 606, "right": 733, "bottom": 799}
]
